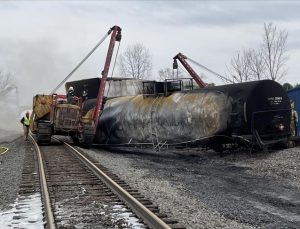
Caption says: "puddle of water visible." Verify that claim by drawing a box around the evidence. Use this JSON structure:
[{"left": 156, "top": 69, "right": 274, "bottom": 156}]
[{"left": 0, "top": 193, "right": 44, "bottom": 228}]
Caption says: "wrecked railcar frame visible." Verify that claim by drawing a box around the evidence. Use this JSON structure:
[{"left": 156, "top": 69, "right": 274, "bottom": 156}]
[{"left": 67, "top": 78, "right": 291, "bottom": 151}]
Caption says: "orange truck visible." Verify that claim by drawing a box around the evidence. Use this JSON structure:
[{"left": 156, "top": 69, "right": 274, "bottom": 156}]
[{"left": 30, "top": 94, "right": 83, "bottom": 144}]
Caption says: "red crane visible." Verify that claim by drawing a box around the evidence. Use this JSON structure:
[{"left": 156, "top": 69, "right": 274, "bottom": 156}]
[
  {"left": 32, "top": 26, "right": 122, "bottom": 147},
  {"left": 173, "top": 52, "right": 207, "bottom": 88},
  {"left": 92, "top": 26, "right": 122, "bottom": 133},
  {"left": 173, "top": 52, "right": 232, "bottom": 86}
]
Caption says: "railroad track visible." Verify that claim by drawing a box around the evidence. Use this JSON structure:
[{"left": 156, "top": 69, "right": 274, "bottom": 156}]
[{"left": 16, "top": 135, "right": 184, "bottom": 228}]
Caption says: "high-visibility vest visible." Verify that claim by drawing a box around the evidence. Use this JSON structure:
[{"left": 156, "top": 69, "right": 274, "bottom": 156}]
[{"left": 24, "top": 116, "right": 30, "bottom": 126}]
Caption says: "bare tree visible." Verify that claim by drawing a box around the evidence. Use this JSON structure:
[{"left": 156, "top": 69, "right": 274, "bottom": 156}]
[
  {"left": 158, "top": 67, "right": 173, "bottom": 81},
  {"left": 0, "top": 70, "right": 16, "bottom": 98},
  {"left": 247, "top": 49, "right": 266, "bottom": 80},
  {"left": 158, "top": 67, "right": 187, "bottom": 81},
  {"left": 226, "top": 22, "right": 288, "bottom": 83},
  {"left": 118, "top": 43, "right": 152, "bottom": 79},
  {"left": 226, "top": 50, "right": 252, "bottom": 83},
  {"left": 262, "top": 22, "right": 288, "bottom": 81}
]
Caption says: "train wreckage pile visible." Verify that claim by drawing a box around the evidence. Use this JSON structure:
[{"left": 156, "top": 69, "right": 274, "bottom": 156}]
[{"left": 30, "top": 25, "right": 295, "bottom": 152}]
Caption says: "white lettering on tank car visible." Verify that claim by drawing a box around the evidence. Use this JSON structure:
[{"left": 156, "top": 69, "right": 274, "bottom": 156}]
[{"left": 267, "top": 97, "right": 282, "bottom": 105}]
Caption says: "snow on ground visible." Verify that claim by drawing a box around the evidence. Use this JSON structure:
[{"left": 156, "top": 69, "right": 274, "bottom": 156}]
[{"left": 0, "top": 193, "right": 44, "bottom": 229}]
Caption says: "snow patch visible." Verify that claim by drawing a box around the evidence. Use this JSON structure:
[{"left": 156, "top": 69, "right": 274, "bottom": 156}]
[
  {"left": 0, "top": 193, "right": 44, "bottom": 228},
  {"left": 112, "top": 204, "right": 146, "bottom": 228}
]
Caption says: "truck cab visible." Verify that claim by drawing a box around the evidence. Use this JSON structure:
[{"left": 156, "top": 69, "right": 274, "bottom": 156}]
[{"left": 31, "top": 94, "right": 81, "bottom": 144}]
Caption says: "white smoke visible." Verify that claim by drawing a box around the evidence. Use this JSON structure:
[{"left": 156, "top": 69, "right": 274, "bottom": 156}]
[{"left": 0, "top": 90, "right": 20, "bottom": 131}]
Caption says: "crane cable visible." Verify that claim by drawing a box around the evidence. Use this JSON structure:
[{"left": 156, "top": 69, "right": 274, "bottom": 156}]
[
  {"left": 106, "top": 40, "right": 121, "bottom": 97},
  {"left": 177, "top": 65, "right": 190, "bottom": 78},
  {"left": 187, "top": 57, "right": 234, "bottom": 84},
  {"left": 51, "top": 28, "right": 113, "bottom": 94}
]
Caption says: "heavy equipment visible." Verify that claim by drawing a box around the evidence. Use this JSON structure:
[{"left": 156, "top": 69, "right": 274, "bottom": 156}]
[
  {"left": 173, "top": 52, "right": 207, "bottom": 88},
  {"left": 30, "top": 25, "right": 122, "bottom": 147},
  {"left": 172, "top": 52, "right": 232, "bottom": 87},
  {"left": 30, "top": 94, "right": 82, "bottom": 144},
  {"left": 59, "top": 51, "right": 291, "bottom": 152}
]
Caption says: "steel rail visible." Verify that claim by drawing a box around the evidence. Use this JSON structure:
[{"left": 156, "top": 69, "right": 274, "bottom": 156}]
[
  {"left": 63, "top": 142, "right": 172, "bottom": 229},
  {"left": 29, "top": 135, "right": 56, "bottom": 229}
]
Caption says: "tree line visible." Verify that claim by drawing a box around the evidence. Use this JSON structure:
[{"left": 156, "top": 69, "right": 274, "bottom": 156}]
[
  {"left": 226, "top": 22, "right": 288, "bottom": 83},
  {"left": 116, "top": 22, "right": 291, "bottom": 86}
]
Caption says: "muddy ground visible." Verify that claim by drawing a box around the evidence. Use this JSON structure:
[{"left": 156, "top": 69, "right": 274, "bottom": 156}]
[{"left": 84, "top": 145, "right": 300, "bottom": 229}]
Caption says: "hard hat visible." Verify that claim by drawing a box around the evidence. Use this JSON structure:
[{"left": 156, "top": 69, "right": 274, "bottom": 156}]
[{"left": 68, "top": 86, "right": 74, "bottom": 92}]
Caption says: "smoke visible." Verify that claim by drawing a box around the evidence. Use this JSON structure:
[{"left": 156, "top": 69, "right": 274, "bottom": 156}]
[
  {"left": 0, "top": 90, "right": 19, "bottom": 131},
  {"left": 0, "top": 36, "right": 106, "bottom": 131},
  {"left": 0, "top": 38, "right": 69, "bottom": 99},
  {"left": 0, "top": 38, "right": 69, "bottom": 130}
]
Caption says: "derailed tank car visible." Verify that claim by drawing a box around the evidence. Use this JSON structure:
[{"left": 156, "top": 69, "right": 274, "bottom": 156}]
[
  {"left": 68, "top": 78, "right": 291, "bottom": 150},
  {"left": 95, "top": 90, "right": 232, "bottom": 145},
  {"left": 214, "top": 80, "right": 291, "bottom": 141}
]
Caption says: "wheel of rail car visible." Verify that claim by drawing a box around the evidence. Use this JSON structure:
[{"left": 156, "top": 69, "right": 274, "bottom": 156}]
[{"left": 275, "top": 139, "right": 289, "bottom": 149}]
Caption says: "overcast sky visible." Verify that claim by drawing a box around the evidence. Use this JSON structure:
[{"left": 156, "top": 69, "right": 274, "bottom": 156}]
[{"left": 1, "top": 0, "right": 300, "bottom": 106}]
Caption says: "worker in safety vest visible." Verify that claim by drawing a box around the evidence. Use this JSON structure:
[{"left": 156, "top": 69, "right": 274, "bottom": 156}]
[
  {"left": 20, "top": 111, "right": 30, "bottom": 141},
  {"left": 290, "top": 100, "right": 298, "bottom": 136}
]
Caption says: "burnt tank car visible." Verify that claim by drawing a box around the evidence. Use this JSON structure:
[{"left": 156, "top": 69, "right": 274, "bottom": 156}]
[
  {"left": 212, "top": 80, "right": 291, "bottom": 144},
  {"left": 95, "top": 90, "right": 232, "bottom": 145},
  {"left": 71, "top": 79, "right": 291, "bottom": 149}
]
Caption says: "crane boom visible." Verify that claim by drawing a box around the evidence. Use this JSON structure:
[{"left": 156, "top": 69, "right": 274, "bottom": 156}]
[
  {"left": 173, "top": 52, "right": 233, "bottom": 86},
  {"left": 173, "top": 52, "right": 207, "bottom": 88},
  {"left": 93, "top": 25, "right": 122, "bottom": 133}
]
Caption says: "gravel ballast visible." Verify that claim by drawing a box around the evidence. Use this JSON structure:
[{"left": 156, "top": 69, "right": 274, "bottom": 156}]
[
  {"left": 82, "top": 146, "right": 300, "bottom": 229},
  {"left": 0, "top": 130, "right": 25, "bottom": 211}
]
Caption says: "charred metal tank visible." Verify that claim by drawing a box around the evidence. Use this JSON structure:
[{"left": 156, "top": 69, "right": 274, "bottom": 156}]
[
  {"left": 94, "top": 90, "right": 232, "bottom": 145},
  {"left": 87, "top": 79, "right": 291, "bottom": 147},
  {"left": 66, "top": 78, "right": 291, "bottom": 148},
  {"left": 213, "top": 80, "right": 291, "bottom": 140}
]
